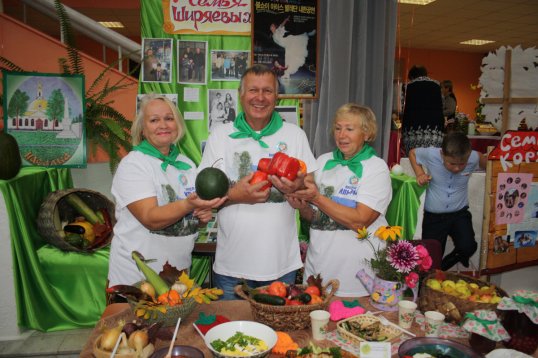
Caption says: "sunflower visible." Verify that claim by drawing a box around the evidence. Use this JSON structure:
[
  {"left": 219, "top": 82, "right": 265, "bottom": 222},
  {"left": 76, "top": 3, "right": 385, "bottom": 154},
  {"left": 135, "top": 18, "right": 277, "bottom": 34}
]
[{"left": 374, "top": 226, "right": 403, "bottom": 241}]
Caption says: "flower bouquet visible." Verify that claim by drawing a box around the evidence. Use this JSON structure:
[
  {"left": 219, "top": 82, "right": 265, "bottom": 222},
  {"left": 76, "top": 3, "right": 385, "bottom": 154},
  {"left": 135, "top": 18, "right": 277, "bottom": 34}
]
[{"left": 356, "top": 226, "right": 432, "bottom": 311}]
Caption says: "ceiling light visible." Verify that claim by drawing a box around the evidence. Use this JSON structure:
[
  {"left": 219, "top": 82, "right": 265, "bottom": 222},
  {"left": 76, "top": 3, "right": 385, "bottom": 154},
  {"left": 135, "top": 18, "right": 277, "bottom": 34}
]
[
  {"left": 98, "top": 21, "right": 125, "bottom": 28},
  {"left": 398, "top": 0, "right": 436, "bottom": 5},
  {"left": 460, "top": 39, "right": 495, "bottom": 46}
]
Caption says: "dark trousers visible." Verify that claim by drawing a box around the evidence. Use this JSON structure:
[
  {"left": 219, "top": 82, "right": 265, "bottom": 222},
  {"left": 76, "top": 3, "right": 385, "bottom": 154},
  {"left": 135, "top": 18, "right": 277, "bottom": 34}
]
[{"left": 422, "top": 207, "right": 477, "bottom": 270}]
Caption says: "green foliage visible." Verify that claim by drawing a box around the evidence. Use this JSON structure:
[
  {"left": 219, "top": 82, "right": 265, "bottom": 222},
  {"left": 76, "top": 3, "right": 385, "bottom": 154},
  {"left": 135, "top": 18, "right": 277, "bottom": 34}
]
[{"left": 0, "top": 0, "right": 137, "bottom": 173}]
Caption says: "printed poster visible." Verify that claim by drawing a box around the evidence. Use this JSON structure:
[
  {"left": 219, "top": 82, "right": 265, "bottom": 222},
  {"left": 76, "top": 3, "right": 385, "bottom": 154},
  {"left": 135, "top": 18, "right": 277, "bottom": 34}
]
[{"left": 495, "top": 172, "right": 533, "bottom": 225}]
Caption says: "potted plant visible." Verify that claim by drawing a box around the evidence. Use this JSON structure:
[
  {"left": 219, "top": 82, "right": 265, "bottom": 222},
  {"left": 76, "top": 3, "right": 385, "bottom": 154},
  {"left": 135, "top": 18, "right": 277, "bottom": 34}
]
[
  {"left": 355, "top": 226, "right": 433, "bottom": 311},
  {"left": 0, "top": 0, "right": 137, "bottom": 173}
]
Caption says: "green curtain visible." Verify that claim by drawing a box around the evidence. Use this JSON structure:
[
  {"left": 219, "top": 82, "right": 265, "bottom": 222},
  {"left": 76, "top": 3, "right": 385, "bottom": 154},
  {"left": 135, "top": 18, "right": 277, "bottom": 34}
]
[
  {"left": 1, "top": 167, "right": 108, "bottom": 331},
  {"left": 140, "top": 2, "right": 300, "bottom": 284},
  {"left": 386, "top": 174, "right": 427, "bottom": 240}
]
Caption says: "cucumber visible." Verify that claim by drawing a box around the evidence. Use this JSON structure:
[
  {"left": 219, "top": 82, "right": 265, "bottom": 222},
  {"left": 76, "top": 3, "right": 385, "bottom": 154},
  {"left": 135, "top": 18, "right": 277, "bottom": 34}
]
[
  {"left": 292, "top": 293, "right": 312, "bottom": 304},
  {"left": 252, "top": 293, "right": 286, "bottom": 306}
]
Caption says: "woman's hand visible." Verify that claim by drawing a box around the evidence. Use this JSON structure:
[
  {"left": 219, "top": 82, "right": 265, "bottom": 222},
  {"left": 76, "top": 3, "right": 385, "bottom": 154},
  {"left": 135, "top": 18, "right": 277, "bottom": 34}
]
[
  {"left": 186, "top": 192, "right": 227, "bottom": 210},
  {"left": 285, "top": 195, "right": 309, "bottom": 210},
  {"left": 269, "top": 171, "right": 308, "bottom": 195},
  {"left": 194, "top": 208, "right": 214, "bottom": 224},
  {"left": 286, "top": 175, "right": 320, "bottom": 203}
]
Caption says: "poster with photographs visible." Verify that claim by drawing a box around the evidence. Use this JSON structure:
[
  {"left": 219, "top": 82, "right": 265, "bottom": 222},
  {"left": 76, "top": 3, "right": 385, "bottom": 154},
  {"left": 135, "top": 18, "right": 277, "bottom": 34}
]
[
  {"left": 207, "top": 89, "right": 238, "bottom": 132},
  {"left": 210, "top": 50, "right": 250, "bottom": 81},
  {"left": 177, "top": 41, "right": 207, "bottom": 85},
  {"left": 495, "top": 172, "right": 533, "bottom": 225},
  {"left": 136, "top": 94, "right": 178, "bottom": 115},
  {"left": 142, "top": 38, "right": 172, "bottom": 83},
  {"left": 252, "top": 0, "right": 318, "bottom": 98}
]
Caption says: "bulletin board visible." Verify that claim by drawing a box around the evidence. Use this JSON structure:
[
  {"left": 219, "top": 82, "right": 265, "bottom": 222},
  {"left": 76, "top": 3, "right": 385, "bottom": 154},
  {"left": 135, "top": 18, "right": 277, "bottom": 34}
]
[{"left": 480, "top": 130, "right": 538, "bottom": 274}]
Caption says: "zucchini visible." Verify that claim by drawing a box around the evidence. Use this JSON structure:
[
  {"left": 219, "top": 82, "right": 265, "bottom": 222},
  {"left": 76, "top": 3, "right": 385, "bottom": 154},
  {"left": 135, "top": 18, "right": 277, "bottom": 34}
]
[
  {"left": 292, "top": 293, "right": 312, "bottom": 304},
  {"left": 252, "top": 293, "right": 286, "bottom": 306},
  {"left": 65, "top": 193, "right": 103, "bottom": 225}
]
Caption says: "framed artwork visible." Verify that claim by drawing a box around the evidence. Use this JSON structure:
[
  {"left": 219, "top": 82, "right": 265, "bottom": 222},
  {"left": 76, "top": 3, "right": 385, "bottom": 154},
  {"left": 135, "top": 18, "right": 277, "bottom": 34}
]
[
  {"left": 2, "top": 71, "right": 86, "bottom": 167},
  {"left": 177, "top": 40, "right": 207, "bottom": 85},
  {"left": 210, "top": 50, "right": 250, "bottom": 81},
  {"left": 207, "top": 89, "right": 238, "bottom": 132},
  {"left": 142, "top": 38, "right": 173, "bottom": 83},
  {"left": 252, "top": 0, "right": 319, "bottom": 98}
]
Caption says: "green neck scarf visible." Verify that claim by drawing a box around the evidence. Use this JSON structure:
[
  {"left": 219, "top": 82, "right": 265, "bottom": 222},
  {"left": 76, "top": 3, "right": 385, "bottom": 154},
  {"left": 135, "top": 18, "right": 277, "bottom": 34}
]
[
  {"left": 229, "top": 111, "right": 283, "bottom": 148},
  {"left": 133, "top": 140, "right": 192, "bottom": 172},
  {"left": 323, "top": 144, "right": 376, "bottom": 178},
  {"left": 513, "top": 295, "right": 538, "bottom": 308}
]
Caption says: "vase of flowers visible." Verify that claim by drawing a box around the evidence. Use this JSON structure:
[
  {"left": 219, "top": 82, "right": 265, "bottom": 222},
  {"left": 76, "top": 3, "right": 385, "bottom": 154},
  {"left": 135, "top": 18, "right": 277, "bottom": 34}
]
[{"left": 355, "top": 226, "right": 432, "bottom": 311}]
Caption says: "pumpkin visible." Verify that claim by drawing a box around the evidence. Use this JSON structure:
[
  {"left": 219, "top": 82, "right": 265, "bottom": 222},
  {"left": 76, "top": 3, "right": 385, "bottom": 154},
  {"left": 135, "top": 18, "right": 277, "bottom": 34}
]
[
  {"left": 195, "top": 167, "right": 230, "bottom": 200},
  {"left": 0, "top": 131, "right": 22, "bottom": 180}
]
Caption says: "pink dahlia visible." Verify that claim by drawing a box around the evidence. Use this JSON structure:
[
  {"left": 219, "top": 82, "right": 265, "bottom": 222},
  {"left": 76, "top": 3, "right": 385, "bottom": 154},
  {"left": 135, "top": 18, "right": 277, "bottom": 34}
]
[
  {"left": 419, "top": 255, "right": 433, "bottom": 271},
  {"left": 415, "top": 245, "right": 429, "bottom": 258},
  {"left": 387, "top": 240, "right": 419, "bottom": 273}
]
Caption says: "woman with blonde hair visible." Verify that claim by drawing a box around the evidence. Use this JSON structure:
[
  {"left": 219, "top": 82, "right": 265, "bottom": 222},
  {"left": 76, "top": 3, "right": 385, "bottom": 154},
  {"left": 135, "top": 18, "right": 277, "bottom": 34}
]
[
  {"left": 286, "top": 103, "right": 392, "bottom": 297},
  {"left": 108, "top": 93, "right": 226, "bottom": 287}
]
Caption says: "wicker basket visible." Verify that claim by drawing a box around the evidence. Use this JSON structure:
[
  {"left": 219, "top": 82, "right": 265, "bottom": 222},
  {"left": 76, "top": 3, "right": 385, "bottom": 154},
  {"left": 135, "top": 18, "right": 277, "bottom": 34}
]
[
  {"left": 234, "top": 279, "right": 339, "bottom": 331},
  {"left": 127, "top": 296, "right": 198, "bottom": 327},
  {"left": 37, "top": 188, "right": 115, "bottom": 253},
  {"left": 418, "top": 272, "right": 508, "bottom": 323},
  {"left": 337, "top": 314, "right": 402, "bottom": 343}
]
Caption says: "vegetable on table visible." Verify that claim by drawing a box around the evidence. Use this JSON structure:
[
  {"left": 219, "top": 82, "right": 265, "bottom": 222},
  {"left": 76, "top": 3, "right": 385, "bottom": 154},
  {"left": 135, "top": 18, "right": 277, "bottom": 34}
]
[
  {"left": 131, "top": 251, "right": 170, "bottom": 296},
  {"left": 252, "top": 293, "right": 286, "bottom": 306},
  {"left": 64, "top": 193, "right": 104, "bottom": 225}
]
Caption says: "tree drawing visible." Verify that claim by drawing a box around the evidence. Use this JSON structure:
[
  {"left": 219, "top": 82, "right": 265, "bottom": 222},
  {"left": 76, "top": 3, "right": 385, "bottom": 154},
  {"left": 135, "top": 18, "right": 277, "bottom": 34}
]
[
  {"left": 7, "top": 89, "right": 29, "bottom": 129},
  {"left": 46, "top": 89, "right": 65, "bottom": 125}
]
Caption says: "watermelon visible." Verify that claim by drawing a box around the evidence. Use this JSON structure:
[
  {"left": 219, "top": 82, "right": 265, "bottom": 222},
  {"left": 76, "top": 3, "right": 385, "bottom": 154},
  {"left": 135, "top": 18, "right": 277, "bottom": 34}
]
[
  {"left": 0, "top": 131, "right": 22, "bottom": 180},
  {"left": 195, "top": 167, "right": 230, "bottom": 200}
]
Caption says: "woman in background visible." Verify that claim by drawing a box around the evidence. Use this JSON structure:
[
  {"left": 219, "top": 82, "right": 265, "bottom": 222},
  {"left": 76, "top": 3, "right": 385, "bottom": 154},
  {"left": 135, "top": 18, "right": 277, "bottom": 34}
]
[
  {"left": 441, "top": 80, "right": 458, "bottom": 132},
  {"left": 401, "top": 65, "right": 444, "bottom": 156}
]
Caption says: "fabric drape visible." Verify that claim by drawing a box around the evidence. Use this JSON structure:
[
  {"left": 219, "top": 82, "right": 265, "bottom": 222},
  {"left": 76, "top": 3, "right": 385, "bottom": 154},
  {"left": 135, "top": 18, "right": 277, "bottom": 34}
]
[{"left": 303, "top": 0, "right": 398, "bottom": 161}]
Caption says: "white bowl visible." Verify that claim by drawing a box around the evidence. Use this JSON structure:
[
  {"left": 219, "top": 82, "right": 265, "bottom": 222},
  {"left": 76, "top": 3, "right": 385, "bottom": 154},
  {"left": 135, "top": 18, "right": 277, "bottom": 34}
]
[{"left": 204, "top": 321, "right": 277, "bottom": 358}]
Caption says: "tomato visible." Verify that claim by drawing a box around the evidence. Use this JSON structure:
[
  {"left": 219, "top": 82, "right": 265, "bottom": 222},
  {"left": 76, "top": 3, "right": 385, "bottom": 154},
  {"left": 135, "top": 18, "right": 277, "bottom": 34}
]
[
  {"left": 268, "top": 281, "right": 287, "bottom": 298},
  {"left": 304, "top": 285, "right": 321, "bottom": 297},
  {"left": 287, "top": 300, "right": 303, "bottom": 306},
  {"left": 308, "top": 294, "right": 323, "bottom": 305}
]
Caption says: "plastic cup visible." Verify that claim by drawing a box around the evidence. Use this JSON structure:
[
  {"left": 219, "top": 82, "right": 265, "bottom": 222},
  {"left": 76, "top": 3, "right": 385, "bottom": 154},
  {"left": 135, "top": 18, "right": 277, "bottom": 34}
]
[
  {"left": 310, "top": 310, "right": 330, "bottom": 340},
  {"left": 398, "top": 300, "right": 417, "bottom": 329},
  {"left": 424, "top": 311, "right": 445, "bottom": 337}
]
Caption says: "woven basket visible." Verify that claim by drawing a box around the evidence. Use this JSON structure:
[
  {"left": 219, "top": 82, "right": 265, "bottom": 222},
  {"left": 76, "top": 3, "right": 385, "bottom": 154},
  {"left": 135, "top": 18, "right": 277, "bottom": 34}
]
[
  {"left": 418, "top": 272, "right": 508, "bottom": 323},
  {"left": 337, "top": 314, "right": 402, "bottom": 343},
  {"left": 37, "top": 188, "right": 115, "bottom": 253},
  {"left": 127, "top": 295, "right": 198, "bottom": 327},
  {"left": 234, "top": 279, "right": 339, "bottom": 331}
]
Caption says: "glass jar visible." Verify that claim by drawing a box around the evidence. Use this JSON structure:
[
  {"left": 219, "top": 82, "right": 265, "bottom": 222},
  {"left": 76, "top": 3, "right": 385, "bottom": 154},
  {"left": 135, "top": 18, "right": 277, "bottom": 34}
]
[
  {"left": 502, "top": 310, "right": 538, "bottom": 354},
  {"left": 469, "top": 333, "right": 497, "bottom": 354}
]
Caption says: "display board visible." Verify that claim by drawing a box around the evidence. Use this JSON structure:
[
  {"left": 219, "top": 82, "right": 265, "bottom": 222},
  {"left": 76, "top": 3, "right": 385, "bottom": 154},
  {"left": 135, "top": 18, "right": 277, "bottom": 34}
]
[
  {"left": 140, "top": 0, "right": 300, "bottom": 165},
  {"left": 480, "top": 130, "right": 538, "bottom": 274}
]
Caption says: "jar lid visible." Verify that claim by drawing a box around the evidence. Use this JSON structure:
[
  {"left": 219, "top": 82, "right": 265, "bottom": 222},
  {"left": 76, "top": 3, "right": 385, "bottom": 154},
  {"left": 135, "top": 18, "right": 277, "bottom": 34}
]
[
  {"left": 498, "top": 289, "right": 538, "bottom": 324},
  {"left": 462, "top": 310, "right": 510, "bottom": 341}
]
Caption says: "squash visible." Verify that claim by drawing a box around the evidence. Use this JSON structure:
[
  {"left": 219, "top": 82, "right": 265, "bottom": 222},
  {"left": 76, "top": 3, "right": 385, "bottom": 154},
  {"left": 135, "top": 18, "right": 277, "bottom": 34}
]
[
  {"left": 0, "top": 131, "right": 22, "bottom": 180},
  {"left": 195, "top": 167, "right": 230, "bottom": 200}
]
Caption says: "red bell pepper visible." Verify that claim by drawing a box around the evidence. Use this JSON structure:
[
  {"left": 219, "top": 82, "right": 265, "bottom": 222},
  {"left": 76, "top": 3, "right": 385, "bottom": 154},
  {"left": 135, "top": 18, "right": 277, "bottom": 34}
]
[
  {"left": 256, "top": 152, "right": 302, "bottom": 181},
  {"left": 249, "top": 170, "right": 271, "bottom": 190}
]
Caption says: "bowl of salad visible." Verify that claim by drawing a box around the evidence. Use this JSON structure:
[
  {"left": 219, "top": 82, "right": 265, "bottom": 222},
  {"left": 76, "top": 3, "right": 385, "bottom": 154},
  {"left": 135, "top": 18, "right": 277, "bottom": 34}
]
[
  {"left": 204, "top": 321, "right": 277, "bottom": 357},
  {"left": 398, "top": 337, "right": 482, "bottom": 358}
]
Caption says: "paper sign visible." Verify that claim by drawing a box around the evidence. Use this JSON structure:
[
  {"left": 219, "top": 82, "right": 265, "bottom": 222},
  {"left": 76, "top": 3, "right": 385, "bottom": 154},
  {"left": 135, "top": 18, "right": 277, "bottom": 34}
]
[
  {"left": 183, "top": 112, "right": 204, "bottom": 121},
  {"left": 183, "top": 87, "right": 199, "bottom": 102},
  {"left": 359, "top": 342, "right": 391, "bottom": 358}
]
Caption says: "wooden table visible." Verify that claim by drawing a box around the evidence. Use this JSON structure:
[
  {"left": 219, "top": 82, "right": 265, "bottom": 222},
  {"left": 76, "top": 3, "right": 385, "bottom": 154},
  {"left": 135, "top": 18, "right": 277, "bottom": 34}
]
[{"left": 80, "top": 297, "right": 491, "bottom": 358}]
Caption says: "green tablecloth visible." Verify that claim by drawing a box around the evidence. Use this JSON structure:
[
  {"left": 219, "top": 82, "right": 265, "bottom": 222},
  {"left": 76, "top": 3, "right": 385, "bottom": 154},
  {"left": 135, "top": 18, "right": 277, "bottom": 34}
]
[{"left": 386, "top": 173, "right": 427, "bottom": 240}]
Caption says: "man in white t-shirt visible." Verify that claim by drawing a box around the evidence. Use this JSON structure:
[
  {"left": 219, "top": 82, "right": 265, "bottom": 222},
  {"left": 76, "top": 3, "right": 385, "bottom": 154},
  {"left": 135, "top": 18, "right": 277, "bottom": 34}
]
[{"left": 198, "top": 65, "right": 317, "bottom": 299}]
